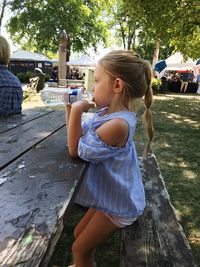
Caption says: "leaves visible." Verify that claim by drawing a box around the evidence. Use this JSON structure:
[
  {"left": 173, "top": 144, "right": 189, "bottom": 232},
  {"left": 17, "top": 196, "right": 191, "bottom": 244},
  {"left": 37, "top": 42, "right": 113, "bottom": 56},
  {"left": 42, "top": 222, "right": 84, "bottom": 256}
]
[
  {"left": 125, "top": 0, "right": 199, "bottom": 60},
  {"left": 7, "top": 0, "right": 110, "bottom": 56}
]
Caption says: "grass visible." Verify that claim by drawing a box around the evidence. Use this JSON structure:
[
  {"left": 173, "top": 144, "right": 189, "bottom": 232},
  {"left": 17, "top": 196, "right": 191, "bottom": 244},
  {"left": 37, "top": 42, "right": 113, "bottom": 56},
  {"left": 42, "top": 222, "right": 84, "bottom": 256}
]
[
  {"left": 49, "top": 93, "right": 200, "bottom": 267},
  {"left": 135, "top": 93, "right": 200, "bottom": 266}
]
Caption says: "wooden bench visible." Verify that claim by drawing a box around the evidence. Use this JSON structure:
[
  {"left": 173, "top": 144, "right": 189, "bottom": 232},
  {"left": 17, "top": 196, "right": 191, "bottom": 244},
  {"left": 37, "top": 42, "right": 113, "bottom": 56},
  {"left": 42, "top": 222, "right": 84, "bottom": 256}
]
[
  {"left": 120, "top": 145, "right": 197, "bottom": 267},
  {"left": 0, "top": 108, "right": 88, "bottom": 267},
  {"left": 22, "top": 77, "right": 39, "bottom": 98}
]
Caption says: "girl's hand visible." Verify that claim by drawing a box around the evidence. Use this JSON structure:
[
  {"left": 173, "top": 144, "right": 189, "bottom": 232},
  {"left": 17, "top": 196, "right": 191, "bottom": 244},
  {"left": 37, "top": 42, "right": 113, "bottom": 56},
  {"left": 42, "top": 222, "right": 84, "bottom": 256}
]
[{"left": 71, "top": 100, "right": 95, "bottom": 113}]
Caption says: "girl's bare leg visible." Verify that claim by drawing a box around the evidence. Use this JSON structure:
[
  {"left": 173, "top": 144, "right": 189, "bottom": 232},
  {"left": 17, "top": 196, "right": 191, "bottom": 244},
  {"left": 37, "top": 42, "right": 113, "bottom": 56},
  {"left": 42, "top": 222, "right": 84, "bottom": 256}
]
[
  {"left": 74, "top": 207, "right": 96, "bottom": 239},
  {"left": 72, "top": 210, "right": 118, "bottom": 267},
  {"left": 68, "top": 208, "right": 96, "bottom": 266}
]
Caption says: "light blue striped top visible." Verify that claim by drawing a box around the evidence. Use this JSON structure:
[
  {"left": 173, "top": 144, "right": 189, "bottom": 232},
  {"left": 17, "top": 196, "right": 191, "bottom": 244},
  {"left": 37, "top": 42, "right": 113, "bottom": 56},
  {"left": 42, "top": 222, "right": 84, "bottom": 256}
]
[{"left": 75, "top": 108, "right": 145, "bottom": 218}]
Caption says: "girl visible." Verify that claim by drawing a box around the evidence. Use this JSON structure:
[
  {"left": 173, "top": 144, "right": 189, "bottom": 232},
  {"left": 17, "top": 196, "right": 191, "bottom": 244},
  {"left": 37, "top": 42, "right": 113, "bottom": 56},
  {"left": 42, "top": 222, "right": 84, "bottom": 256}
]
[{"left": 66, "top": 50, "right": 153, "bottom": 267}]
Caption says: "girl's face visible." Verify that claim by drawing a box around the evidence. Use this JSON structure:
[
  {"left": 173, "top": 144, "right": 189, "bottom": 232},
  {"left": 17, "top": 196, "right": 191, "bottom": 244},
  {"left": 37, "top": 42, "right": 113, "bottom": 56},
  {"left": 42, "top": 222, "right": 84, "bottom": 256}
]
[{"left": 92, "top": 64, "right": 115, "bottom": 108}]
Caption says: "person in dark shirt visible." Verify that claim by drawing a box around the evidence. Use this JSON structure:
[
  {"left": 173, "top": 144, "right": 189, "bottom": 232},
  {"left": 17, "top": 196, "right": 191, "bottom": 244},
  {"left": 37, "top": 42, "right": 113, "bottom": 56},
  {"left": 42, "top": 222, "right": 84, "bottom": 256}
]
[
  {"left": 180, "top": 71, "right": 190, "bottom": 93},
  {"left": 0, "top": 35, "right": 23, "bottom": 116}
]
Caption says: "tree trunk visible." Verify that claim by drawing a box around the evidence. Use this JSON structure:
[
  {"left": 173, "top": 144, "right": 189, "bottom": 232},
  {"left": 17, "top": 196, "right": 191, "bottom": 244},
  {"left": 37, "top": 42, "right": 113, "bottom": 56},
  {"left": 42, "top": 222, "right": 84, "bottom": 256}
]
[
  {"left": 0, "top": 0, "right": 7, "bottom": 33},
  {"left": 127, "top": 31, "right": 135, "bottom": 50},
  {"left": 152, "top": 40, "right": 160, "bottom": 66},
  {"left": 119, "top": 23, "right": 126, "bottom": 50}
]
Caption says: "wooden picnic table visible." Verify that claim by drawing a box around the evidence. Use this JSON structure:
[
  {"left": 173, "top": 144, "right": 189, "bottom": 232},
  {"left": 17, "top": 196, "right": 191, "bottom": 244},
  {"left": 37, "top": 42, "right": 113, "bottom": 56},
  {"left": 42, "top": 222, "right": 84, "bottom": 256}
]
[{"left": 0, "top": 107, "right": 88, "bottom": 267}]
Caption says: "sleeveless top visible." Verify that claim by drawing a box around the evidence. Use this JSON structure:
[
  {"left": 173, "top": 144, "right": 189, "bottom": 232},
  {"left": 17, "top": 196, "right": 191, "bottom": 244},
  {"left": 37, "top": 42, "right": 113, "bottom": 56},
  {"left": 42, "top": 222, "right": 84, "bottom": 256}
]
[{"left": 75, "top": 108, "right": 145, "bottom": 218}]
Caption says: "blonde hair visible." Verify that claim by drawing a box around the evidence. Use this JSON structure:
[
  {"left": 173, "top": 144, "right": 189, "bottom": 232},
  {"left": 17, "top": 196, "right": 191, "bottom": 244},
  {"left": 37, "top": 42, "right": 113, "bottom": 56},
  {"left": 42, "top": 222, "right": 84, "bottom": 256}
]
[
  {"left": 0, "top": 35, "right": 11, "bottom": 66},
  {"left": 99, "top": 50, "right": 154, "bottom": 149}
]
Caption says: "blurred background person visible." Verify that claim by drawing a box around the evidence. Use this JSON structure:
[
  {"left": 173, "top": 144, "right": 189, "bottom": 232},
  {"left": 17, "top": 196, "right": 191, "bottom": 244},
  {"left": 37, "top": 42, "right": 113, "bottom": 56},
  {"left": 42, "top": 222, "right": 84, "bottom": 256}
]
[{"left": 0, "top": 35, "right": 23, "bottom": 116}]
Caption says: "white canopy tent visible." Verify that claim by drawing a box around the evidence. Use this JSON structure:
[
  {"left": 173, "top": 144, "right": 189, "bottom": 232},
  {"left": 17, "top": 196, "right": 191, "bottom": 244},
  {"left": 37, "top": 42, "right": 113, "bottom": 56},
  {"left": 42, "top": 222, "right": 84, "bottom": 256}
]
[
  {"left": 67, "top": 54, "right": 95, "bottom": 67},
  {"left": 164, "top": 52, "right": 195, "bottom": 71},
  {"left": 11, "top": 50, "right": 52, "bottom": 62},
  {"left": 157, "top": 52, "right": 198, "bottom": 78}
]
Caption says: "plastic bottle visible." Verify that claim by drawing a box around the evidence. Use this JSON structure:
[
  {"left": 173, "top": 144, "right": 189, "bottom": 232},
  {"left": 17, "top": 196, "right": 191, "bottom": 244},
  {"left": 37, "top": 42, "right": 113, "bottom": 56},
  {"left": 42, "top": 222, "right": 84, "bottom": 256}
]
[{"left": 40, "top": 87, "right": 91, "bottom": 106}]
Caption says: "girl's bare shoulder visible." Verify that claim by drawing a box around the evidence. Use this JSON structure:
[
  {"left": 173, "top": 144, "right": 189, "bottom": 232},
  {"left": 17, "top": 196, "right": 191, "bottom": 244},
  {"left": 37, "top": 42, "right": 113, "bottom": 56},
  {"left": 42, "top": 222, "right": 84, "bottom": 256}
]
[{"left": 96, "top": 118, "right": 129, "bottom": 147}]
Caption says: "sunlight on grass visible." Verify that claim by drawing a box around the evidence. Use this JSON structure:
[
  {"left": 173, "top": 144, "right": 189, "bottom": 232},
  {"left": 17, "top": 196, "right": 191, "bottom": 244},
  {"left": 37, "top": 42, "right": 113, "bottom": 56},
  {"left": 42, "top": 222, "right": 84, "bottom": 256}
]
[
  {"left": 182, "top": 170, "right": 197, "bottom": 179},
  {"left": 189, "top": 231, "right": 200, "bottom": 245},
  {"left": 162, "top": 112, "right": 199, "bottom": 128},
  {"left": 176, "top": 204, "right": 193, "bottom": 218}
]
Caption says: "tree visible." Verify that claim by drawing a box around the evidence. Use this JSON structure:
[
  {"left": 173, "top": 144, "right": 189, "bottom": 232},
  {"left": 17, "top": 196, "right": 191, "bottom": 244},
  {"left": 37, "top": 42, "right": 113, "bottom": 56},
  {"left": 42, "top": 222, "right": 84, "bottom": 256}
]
[
  {"left": 107, "top": 0, "right": 176, "bottom": 62},
  {"left": 108, "top": 0, "right": 140, "bottom": 50},
  {"left": 168, "top": 0, "right": 200, "bottom": 59},
  {"left": 7, "top": 0, "right": 109, "bottom": 58},
  {"left": 127, "top": 0, "right": 178, "bottom": 64},
  {"left": 0, "top": 0, "right": 10, "bottom": 33},
  {"left": 126, "top": 0, "right": 199, "bottom": 61}
]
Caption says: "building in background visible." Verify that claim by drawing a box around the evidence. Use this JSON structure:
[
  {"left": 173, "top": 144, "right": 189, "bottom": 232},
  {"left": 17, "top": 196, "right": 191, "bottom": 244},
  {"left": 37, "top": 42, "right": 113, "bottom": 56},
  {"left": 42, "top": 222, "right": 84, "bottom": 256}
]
[{"left": 9, "top": 50, "right": 53, "bottom": 76}]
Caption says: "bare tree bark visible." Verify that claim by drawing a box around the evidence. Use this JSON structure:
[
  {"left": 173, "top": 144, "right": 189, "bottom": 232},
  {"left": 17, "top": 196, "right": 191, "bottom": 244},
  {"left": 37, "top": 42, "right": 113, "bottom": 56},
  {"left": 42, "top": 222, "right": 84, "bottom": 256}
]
[
  {"left": 119, "top": 22, "right": 126, "bottom": 49},
  {"left": 0, "top": 0, "right": 7, "bottom": 33},
  {"left": 127, "top": 31, "right": 135, "bottom": 50},
  {"left": 152, "top": 39, "right": 160, "bottom": 66}
]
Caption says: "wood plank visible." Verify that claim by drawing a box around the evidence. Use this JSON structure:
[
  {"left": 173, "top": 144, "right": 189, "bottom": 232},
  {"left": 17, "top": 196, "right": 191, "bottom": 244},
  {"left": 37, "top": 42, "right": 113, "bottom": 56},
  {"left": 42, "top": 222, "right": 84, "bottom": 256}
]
[
  {"left": 120, "top": 150, "right": 197, "bottom": 267},
  {"left": 0, "top": 108, "right": 53, "bottom": 134},
  {"left": 0, "top": 110, "right": 66, "bottom": 171},
  {"left": 0, "top": 127, "right": 88, "bottom": 267}
]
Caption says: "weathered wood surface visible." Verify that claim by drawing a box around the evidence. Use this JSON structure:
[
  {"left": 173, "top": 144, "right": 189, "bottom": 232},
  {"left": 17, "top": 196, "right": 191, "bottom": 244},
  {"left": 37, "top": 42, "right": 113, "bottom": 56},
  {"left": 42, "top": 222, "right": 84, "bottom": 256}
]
[
  {"left": 0, "top": 110, "right": 66, "bottom": 171},
  {"left": 120, "top": 149, "right": 197, "bottom": 267},
  {"left": 0, "top": 108, "right": 53, "bottom": 134},
  {"left": 0, "top": 127, "right": 88, "bottom": 267}
]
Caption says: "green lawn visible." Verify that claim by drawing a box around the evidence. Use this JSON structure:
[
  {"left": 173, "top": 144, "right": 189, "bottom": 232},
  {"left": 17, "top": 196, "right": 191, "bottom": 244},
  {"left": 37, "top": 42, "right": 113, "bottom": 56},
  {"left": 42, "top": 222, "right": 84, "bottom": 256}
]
[
  {"left": 49, "top": 93, "right": 200, "bottom": 267},
  {"left": 135, "top": 94, "right": 200, "bottom": 266},
  {"left": 154, "top": 95, "right": 200, "bottom": 265}
]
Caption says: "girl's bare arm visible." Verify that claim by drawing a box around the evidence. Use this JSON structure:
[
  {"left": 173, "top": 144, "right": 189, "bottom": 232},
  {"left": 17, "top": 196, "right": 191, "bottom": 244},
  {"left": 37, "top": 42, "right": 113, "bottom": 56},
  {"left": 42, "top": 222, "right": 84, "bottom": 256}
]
[{"left": 67, "top": 101, "right": 94, "bottom": 157}]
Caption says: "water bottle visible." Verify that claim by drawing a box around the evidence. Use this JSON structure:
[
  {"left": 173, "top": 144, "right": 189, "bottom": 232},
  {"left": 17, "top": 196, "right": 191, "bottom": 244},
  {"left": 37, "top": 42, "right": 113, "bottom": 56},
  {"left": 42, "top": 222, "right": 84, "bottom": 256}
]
[{"left": 40, "top": 86, "right": 92, "bottom": 106}]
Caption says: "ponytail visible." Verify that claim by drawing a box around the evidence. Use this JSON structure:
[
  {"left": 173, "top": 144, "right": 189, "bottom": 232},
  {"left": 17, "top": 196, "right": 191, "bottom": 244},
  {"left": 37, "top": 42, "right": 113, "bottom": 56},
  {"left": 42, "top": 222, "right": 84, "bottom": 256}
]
[{"left": 143, "top": 61, "right": 154, "bottom": 158}]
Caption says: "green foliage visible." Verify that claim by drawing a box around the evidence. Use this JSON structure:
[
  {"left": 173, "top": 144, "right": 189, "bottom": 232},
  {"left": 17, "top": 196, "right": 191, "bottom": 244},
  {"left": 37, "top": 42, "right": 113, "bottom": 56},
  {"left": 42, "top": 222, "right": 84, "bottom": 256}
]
[
  {"left": 44, "top": 73, "right": 51, "bottom": 82},
  {"left": 168, "top": 0, "right": 200, "bottom": 59},
  {"left": 5, "top": 0, "right": 199, "bottom": 61},
  {"left": 151, "top": 77, "right": 162, "bottom": 94},
  {"left": 16, "top": 71, "right": 32, "bottom": 83},
  {"left": 124, "top": 0, "right": 199, "bottom": 60},
  {"left": 107, "top": 0, "right": 140, "bottom": 50},
  {"left": 7, "top": 0, "right": 110, "bottom": 56}
]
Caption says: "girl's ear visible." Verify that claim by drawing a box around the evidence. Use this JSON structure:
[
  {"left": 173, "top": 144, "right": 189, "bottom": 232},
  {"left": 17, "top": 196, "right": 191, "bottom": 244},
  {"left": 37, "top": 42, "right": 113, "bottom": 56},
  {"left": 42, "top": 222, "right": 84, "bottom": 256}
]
[{"left": 114, "top": 78, "right": 124, "bottom": 93}]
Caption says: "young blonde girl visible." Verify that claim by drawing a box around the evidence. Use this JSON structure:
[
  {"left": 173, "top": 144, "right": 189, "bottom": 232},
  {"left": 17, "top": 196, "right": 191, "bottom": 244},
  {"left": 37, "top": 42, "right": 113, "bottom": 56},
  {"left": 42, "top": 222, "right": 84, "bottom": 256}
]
[{"left": 66, "top": 50, "right": 153, "bottom": 267}]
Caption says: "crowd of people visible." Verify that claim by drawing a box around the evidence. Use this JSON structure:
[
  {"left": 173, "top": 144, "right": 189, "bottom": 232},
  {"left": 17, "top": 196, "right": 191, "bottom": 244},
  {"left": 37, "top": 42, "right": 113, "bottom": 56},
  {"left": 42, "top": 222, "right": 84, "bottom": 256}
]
[
  {"left": 161, "top": 69, "right": 200, "bottom": 93},
  {"left": 51, "top": 66, "right": 85, "bottom": 82}
]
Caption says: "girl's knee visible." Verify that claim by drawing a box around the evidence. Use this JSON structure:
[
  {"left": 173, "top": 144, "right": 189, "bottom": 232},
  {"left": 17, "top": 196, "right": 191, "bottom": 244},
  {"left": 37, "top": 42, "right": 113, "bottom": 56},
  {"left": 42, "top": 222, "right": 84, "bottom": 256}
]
[
  {"left": 74, "top": 221, "right": 84, "bottom": 239},
  {"left": 74, "top": 226, "right": 79, "bottom": 239},
  {"left": 72, "top": 239, "right": 92, "bottom": 258},
  {"left": 72, "top": 240, "right": 83, "bottom": 256}
]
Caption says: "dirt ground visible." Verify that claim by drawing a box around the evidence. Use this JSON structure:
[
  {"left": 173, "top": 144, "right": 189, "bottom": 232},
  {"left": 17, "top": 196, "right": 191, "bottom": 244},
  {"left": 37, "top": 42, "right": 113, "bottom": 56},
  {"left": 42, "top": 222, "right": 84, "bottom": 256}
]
[{"left": 22, "top": 93, "right": 47, "bottom": 110}]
